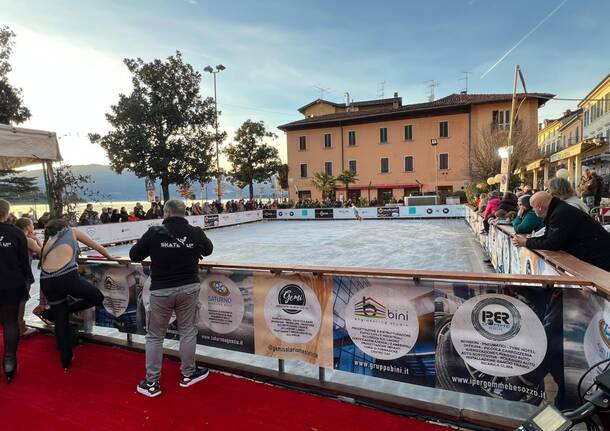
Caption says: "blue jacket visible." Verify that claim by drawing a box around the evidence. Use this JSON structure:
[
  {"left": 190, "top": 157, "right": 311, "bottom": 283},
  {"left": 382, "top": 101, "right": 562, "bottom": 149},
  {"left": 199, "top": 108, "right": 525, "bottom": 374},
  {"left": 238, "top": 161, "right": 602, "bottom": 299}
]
[{"left": 512, "top": 210, "right": 545, "bottom": 234}]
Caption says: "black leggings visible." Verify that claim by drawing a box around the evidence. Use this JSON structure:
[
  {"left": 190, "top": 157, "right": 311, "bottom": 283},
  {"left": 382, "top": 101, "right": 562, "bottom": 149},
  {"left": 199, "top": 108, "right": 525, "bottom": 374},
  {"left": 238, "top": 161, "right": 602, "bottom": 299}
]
[
  {"left": 0, "top": 303, "right": 19, "bottom": 362},
  {"left": 41, "top": 270, "right": 104, "bottom": 368}
]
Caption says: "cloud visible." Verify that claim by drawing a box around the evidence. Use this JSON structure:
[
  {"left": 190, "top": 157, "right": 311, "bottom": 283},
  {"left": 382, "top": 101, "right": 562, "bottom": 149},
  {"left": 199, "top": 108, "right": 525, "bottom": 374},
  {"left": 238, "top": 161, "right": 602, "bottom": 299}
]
[{"left": 185, "top": 0, "right": 199, "bottom": 4}]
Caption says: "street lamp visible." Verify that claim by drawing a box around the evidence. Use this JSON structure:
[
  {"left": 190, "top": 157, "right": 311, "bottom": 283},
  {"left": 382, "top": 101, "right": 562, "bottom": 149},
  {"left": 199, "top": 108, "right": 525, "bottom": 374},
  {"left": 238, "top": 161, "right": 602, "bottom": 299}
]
[
  {"left": 203, "top": 64, "right": 226, "bottom": 201},
  {"left": 431, "top": 138, "right": 438, "bottom": 201}
]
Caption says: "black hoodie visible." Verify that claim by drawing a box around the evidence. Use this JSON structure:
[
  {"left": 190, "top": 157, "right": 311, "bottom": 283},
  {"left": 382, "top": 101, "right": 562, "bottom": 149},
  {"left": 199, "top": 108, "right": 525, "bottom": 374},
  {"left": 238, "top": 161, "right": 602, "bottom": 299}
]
[{"left": 129, "top": 217, "right": 213, "bottom": 290}]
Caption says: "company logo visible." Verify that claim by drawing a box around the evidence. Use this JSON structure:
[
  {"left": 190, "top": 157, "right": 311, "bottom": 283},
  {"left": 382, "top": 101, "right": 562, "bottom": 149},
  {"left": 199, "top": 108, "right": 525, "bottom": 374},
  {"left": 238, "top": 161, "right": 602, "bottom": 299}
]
[
  {"left": 278, "top": 284, "right": 306, "bottom": 314},
  {"left": 0, "top": 236, "right": 11, "bottom": 247},
  {"left": 86, "top": 227, "right": 96, "bottom": 236},
  {"left": 354, "top": 296, "right": 386, "bottom": 318},
  {"left": 471, "top": 297, "right": 521, "bottom": 341},
  {"left": 598, "top": 319, "right": 610, "bottom": 349},
  {"left": 210, "top": 280, "right": 230, "bottom": 297},
  {"left": 103, "top": 275, "right": 121, "bottom": 290},
  {"left": 408, "top": 207, "right": 417, "bottom": 215},
  {"left": 426, "top": 208, "right": 433, "bottom": 214},
  {"left": 443, "top": 208, "right": 450, "bottom": 214},
  {"left": 289, "top": 211, "right": 295, "bottom": 216}
]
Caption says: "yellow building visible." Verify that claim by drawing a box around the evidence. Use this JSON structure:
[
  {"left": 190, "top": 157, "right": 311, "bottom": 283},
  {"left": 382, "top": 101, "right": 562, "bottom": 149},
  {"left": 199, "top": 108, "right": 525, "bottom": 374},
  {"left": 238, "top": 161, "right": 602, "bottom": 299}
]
[{"left": 279, "top": 92, "right": 552, "bottom": 202}]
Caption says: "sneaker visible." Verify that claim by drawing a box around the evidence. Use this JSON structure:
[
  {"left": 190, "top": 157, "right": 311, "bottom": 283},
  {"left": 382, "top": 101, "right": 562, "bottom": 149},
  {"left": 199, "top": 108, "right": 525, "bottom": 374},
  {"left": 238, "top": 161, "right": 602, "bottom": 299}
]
[
  {"left": 137, "top": 379, "right": 162, "bottom": 397},
  {"left": 179, "top": 367, "right": 209, "bottom": 388}
]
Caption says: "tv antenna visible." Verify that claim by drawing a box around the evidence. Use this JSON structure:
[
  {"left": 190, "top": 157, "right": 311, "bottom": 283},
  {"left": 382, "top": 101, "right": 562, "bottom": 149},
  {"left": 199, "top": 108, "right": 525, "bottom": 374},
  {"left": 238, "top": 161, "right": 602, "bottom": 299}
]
[
  {"left": 460, "top": 71, "right": 470, "bottom": 93},
  {"left": 424, "top": 80, "right": 439, "bottom": 102},
  {"left": 313, "top": 85, "right": 331, "bottom": 100},
  {"left": 377, "top": 80, "right": 386, "bottom": 99}
]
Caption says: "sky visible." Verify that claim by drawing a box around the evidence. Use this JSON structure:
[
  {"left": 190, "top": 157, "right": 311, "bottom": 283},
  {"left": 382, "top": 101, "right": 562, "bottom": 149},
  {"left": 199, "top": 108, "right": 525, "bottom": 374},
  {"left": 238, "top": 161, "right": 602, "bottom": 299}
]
[{"left": 2, "top": 0, "right": 610, "bottom": 168}]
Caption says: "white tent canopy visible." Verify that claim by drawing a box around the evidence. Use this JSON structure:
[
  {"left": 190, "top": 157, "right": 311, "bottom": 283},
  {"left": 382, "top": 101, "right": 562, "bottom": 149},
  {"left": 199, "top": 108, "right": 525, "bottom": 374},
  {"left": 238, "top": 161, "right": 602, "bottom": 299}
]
[{"left": 0, "top": 124, "right": 62, "bottom": 170}]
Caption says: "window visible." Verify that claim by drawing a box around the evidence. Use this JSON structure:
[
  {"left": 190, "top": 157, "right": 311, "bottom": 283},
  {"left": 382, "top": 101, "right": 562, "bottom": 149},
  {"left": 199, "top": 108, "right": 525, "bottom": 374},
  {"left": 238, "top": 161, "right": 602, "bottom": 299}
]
[
  {"left": 404, "top": 156, "right": 414, "bottom": 172},
  {"left": 299, "top": 136, "right": 306, "bottom": 151},
  {"left": 298, "top": 190, "right": 311, "bottom": 200},
  {"left": 439, "top": 121, "right": 449, "bottom": 138},
  {"left": 324, "top": 133, "right": 332, "bottom": 148},
  {"left": 492, "top": 110, "right": 510, "bottom": 130},
  {"left": 380, "top": 127, "right": 388, "bottom": 143},
  {"left": 575, "top": 126, "right": 580, "bottom": 142},
  {"left": 404, "top": 125, "right": 413, "bottom": 140},
  {"left": 439, "top": 153, "right": 449, "bottom": 170},
  {"left": 348, "top": 131, "right": 356, "bottom": 146},
  {"left": 348, "top": 160, "right": 357, "bottom": 173},
  {"left": 380, "top": 157, "right": 389, "bottom": 173},
  {"left": 300, "top": 164, "right": 308, "bottom": 178},
  {"left": 324, "top": 161, "right": 333, "bottom": 176}
]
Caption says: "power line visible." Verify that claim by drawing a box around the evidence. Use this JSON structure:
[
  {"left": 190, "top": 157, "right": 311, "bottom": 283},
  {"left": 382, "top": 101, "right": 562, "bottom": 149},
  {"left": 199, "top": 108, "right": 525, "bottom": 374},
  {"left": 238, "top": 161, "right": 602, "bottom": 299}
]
[{"left": 217, "top": 103, "right": 294, "bottom": 116}]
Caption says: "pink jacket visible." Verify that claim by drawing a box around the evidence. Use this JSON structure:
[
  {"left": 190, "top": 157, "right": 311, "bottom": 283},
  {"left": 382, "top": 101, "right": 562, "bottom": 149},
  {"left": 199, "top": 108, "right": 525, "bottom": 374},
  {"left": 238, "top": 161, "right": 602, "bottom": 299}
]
[{"left": 483, "top": 197, "right": 501, "bottom": 220}]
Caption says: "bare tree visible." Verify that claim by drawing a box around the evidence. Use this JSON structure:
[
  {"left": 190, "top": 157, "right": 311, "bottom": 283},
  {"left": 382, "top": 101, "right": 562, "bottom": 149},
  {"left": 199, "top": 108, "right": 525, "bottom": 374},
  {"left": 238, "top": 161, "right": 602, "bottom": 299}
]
[{"left": 470, "top": 125, "right": 538, "bottom": 182}]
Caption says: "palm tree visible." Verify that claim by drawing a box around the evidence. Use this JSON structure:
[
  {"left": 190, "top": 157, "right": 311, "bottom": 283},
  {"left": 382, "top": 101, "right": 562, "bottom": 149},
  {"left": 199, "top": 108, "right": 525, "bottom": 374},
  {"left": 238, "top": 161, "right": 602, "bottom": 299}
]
[
  {"left": 311, "top": 172, "right": 336, "bottom": 200},
  {"left": 336, "top": 170, "right": 358, "bottom": 201}
]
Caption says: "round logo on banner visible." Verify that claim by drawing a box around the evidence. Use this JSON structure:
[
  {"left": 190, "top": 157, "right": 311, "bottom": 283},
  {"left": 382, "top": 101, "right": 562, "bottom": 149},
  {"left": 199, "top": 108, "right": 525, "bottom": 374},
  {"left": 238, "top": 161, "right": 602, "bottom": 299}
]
[
  {"left": 264, "top": 280, "right": 321, "bottom": 343},
  {"left": 199, "top": 275, "right": 244, "bottom": 334},
  {"left": 450, "top": 294, "right": 547, "bottom": 377},
  {"left": 345, "top": 286, "right": 419, "bottom": 360},
  {"left": 278, "top": 284, "right": 306, "bottom": 314},
  {"left": 584, "top": 311, "right": 610, "bottom": 369},
  {"left": 97, "top": 266, "right": 133, "bottom": 317}
]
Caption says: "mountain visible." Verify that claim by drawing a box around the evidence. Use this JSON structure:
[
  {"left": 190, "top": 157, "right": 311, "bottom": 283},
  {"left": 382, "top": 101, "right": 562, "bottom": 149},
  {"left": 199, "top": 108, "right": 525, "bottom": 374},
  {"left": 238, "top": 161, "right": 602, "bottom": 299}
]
[{"left": 20, "top": 164, "right": 285, "bottom": 201}]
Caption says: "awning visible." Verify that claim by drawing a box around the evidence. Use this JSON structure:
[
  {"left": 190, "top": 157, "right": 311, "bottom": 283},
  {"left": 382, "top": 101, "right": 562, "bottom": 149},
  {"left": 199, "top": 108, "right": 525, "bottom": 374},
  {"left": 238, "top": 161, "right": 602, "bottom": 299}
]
[
  {"left": 0, "top": 124, "right": 62, "bottom": 169},
  {"left": 526, "top": 159, "right": 544, "bottom": 171},
  {"left": 550, "top": 143, "right": 583, "bottom": 163},
  {"left": 336, "top": 183, "right": 420, "bottom": 190}
]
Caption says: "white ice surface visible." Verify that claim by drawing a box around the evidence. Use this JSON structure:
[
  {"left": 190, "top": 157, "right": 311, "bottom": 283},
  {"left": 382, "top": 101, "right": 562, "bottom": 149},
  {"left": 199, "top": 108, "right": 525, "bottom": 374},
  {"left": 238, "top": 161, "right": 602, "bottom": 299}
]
[{"left": 93, "top": 219, "right": 489, "bottom": 272}]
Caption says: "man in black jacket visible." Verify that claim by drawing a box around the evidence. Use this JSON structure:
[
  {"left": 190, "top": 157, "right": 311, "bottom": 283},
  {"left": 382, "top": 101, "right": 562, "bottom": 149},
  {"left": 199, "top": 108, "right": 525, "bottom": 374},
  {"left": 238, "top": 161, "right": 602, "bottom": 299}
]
[
  {"left": 130, "top": 199, "right": 213, "bottom": 397},
  {"left": 512, "top": 191, "right": 610, "bottom": 271}
]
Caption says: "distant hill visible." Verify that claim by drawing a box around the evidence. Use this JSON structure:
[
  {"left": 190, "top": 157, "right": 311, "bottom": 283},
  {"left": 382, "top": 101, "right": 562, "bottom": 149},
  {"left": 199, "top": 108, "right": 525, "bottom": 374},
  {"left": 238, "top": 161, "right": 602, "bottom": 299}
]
[{"left": 20, "top": 164, "right": 285, "bottom": 201}]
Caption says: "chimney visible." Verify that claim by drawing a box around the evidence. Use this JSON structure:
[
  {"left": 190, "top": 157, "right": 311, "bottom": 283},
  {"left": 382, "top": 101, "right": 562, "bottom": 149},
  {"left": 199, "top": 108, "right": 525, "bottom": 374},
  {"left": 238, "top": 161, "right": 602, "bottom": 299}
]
[
  {"left": 564, "top": 109, "right": 572, "bottom": 117},
  {"left": 460, "top": 90, "right": 467, "bottom": 95},
  {"left": 392, "top": 92, "right": 400, "bottom": 109}
]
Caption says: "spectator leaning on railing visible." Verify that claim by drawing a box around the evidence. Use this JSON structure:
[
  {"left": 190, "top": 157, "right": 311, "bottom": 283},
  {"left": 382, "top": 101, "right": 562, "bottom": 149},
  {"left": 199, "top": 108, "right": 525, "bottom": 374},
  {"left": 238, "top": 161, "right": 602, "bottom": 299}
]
[
  {"left": 512, "top": 194, "right": 544, "bottom": 234},
  {"left": 512, "top": 191, "right": 610, "bottom": 272}
]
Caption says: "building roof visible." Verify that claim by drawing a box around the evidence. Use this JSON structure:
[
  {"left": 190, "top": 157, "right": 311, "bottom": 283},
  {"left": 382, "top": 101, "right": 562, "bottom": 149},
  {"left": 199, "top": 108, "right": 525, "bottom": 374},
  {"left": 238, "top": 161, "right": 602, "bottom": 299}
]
[
  {"left": 578, "top": 73, "right": 610, "bottom": 108},
  {"left": 297, "top": 96, "right": 402, "bottom": 114},
  {"left": 280, "top": 92, "right": 554, "bottom": 131}
]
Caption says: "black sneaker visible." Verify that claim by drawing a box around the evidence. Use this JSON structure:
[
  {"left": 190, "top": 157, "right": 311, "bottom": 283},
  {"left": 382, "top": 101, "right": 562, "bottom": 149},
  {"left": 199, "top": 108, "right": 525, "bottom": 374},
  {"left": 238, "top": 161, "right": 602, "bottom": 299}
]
[
  {"left": 179, "top": 367, "right": 209, "bottom": 388},
  {"left": 137, "top": 379, "right": 161, "bottom": 397}
]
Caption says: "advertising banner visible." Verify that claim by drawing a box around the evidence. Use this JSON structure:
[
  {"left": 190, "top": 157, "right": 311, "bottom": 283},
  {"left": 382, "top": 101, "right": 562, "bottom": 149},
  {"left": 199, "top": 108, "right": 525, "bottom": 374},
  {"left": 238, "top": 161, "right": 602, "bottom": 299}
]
[
  {"left": 435, "top": 283, "right": 552, "bottom": 404},
  {"left": 399, "top": 205, "right": 466, "bottom": 218},
  {"left": 563, "top": 289, "right": 610, "bottom": 407},
  {"left": 333, "top": 276, "right": 435, "bottom": 385},
  {"left": 205, "top": 214, "right": 220, "bottom": 228},
  {"left": 315, "top": 208, "right": 334, "bottom": 219},
  {"left": 333, "top": 208, "right": 356, "bottom": 219},
  {"left": 197, "top": 269, "right": 255, "bottom": 353},
  {"left": 377, "top": 207, "right": 400, "bottom": 218},
  {"left": 253, "top": 273, "right": 333, "bottom": 367},
  {"left": 79, "top": 263, "right": 146, "bottom": 334},
  {"left": 276, "top": 209, "right": 315, "bottom": 219},
  {"left": 262, "top": 209, "right": 277, "bottom": 219}
]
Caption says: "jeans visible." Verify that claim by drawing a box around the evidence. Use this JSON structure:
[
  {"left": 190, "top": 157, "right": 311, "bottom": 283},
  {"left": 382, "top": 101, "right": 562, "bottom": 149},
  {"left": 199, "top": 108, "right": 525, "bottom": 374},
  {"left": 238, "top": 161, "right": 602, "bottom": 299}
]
[
  {"left": 41, "top": 270, "right": 104, "bottom": 368},
  {"left": 145, "top": 284, "right": 199, "bottom": 382}
]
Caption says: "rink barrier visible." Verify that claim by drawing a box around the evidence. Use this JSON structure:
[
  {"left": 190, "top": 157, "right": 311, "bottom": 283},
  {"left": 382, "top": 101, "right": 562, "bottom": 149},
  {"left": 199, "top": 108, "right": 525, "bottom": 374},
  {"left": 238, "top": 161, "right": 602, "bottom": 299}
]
[
  {"left": 33, "top": 210, "right": 263, "bottom": 246},
  {"left": 464, "top": 205, "right": 610, "bottom": 293},
  {"left": 45, "top": 256, "right": 610, "bottom": 430},
  {"left": 263, "top": 204, "right": 465, "bottom": 220}
]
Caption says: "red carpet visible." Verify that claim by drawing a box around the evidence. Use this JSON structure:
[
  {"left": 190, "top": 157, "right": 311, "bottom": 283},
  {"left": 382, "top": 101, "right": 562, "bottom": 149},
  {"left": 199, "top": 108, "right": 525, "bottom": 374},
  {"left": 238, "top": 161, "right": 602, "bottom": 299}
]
[{"left": 0, "top": 333, "right": 447, "bottom": 431}]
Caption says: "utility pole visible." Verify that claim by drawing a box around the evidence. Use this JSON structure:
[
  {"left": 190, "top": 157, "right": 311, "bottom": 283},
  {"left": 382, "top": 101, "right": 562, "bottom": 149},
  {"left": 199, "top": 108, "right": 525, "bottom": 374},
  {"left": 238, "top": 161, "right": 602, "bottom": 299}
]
[{"left": 204, "top": 64, "right": 226, "bottom": 201}]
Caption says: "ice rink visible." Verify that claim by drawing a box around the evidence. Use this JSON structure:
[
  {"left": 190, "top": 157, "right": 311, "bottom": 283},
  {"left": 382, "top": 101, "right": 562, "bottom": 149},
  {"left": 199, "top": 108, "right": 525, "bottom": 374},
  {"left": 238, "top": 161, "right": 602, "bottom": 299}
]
[{"left": 95, "top": 219, "right": 489, "bottom": 273}]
